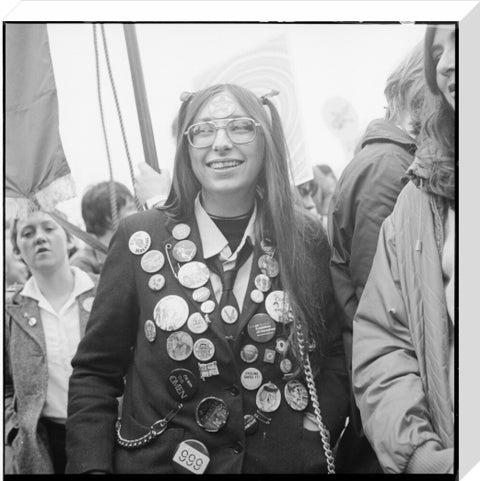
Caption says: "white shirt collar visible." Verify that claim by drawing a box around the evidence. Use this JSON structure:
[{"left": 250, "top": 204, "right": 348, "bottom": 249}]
[{"left": 194, "top": 194, "right": 257, "bottom": 261}]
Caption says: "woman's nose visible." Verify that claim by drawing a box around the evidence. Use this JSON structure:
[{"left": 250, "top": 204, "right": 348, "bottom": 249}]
[
  {"left": 34, "top": 230, "right": 47, "bottom": 243},
  {"left": 212, "top": 127, "right": 233, "bottom": 153},
  {"left": 437, "top": 44, "right": 455, "bottom": 77}
]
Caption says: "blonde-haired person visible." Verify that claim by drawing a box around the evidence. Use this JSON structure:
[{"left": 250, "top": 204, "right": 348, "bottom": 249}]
[
  {"left": 353, "top": 24, "right": 455, "bottom": 473},
  {"left": 328, "top": 40, "right": 429, "bottom": 473},
  {"left": 5, "top": 210, "right": 98, "bottom": 473}
]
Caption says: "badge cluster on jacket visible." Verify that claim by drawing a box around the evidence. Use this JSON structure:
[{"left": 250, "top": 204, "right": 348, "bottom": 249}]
[{"left": 127, "top": 223, "right": 311, "bottom": 473}]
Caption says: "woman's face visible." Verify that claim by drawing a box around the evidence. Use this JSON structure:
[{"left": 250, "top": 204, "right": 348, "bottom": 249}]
[
  {"left": 432, "top": 25, "right": 455, "bottom": 110},
  {"left": 188, "top": 91, "right": 265, "bottom": 204},
  {"left": 15, "top": 211, "right": 71, "bottom": 274}
]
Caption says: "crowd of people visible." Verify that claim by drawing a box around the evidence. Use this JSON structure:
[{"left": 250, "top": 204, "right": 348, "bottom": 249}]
[{"left": 4, "top": 24, "right": 455, "bottom": 475}]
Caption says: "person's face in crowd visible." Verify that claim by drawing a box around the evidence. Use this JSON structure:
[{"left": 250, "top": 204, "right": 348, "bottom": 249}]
[
  {"left": 15, "top": 211, "right": 71, "bottom": 274},
  {"left": 5, "top": 235, "right": 29, "bottom": 285},
  {"left": 118, "top": 198, "right": 137, "bottom": 220},
  {"left": 432, "top": 25, "right": 455, "bottom": 110},
  {"left": 188, "top": 91, "right": 265, "bottom": 207},
  {"left": 297, "top": 181, "right": 318, "bottom": 214}
]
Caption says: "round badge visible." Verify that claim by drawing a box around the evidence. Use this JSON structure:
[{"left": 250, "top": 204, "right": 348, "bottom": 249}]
[
  {"left": 154, "top": 295, "right": 189, "bottom": 331},
  {"left": 275, "top": 338, "right": 288, "bottom": 354},
  {"left": 192, "top": 286, "right": 210, "bottom": 303},
  {"left": 247, "top": 314, "right": 276, "bottom": 343},
  {"left": 240, "top": 344, "right": 259, "bottom": 363},
  {"left": 173, "top": 240, "right": 197, "bottom": 263},
  {"left": 167, "top": 368, "right": 199, "bottom": 401},
  {"left": 260, "top": 239, "right": 275, "bottom": 255},
  {"left": 256, "top": 382, "right": 282, "bottom": 413},
  {"left": 148, "top": 273, "right": 166, "bottom": 291},
  {"left": 258, "top": 254, "right": 280, "bottom": 278},
  {"left": 221, "top": 305, "right": 239, "bottom": 324},
  {"left": 200, "top": 299, "right": 215, "bottom": 314},
  {"left": 244, "top": 414, "right": 258, "bottom": 435},
  {"left": 240, "top": 367, "right": 263, "bottom": 391},
  {"left": 284, "top": 380, "right": 309, "bottom": 411},
  {"left": 193, "top": 338, "right": 215, "bottom": 362},
  {"left": 128, "top": 231, "right": 151, "bottom": 255},
  {"left": 28, "top": 317, "right": 37, "bottom": 327},
  {"left": 250, "top": 289, "right": 264, "bottom": 304},
  {"left": 172, "top": 223, "right": 191, "bottom": 240},
  {"left": 166, "top": 331, "right": 194, "bottom": 361},
  {"left": 140, "top": 249, "right": 165, "bottom": 273},
  {"left": 265, "top": 290, "right": 293, "bottom": 324},
  {"left": 254, "top": 274, "right": 271, "bottom": 293},
  {"left": 178, "top": 262, "right": 210, "bottom": 289},
  {"left": 144, "top": 320, "right": 157, "bottom": 342},
  {"left": 195, "top": 397, "right": 229, "bottom": 432},
  {"left": 172, "top": 439, "right": 210, "bottom": 475},
  {"left": 280, "top": 358, "right": 293, "bottom": 374},
  {"left": 82, "top": 297, "right": 94, "bottom": 313},
  {"left": 187, "top": 312, "right": 209, "bottom": 335}
]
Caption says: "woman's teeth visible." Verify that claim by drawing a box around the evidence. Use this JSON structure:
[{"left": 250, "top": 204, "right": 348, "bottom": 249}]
[{"left": 209, "top": 160, "right": 242, "bottom": 169}]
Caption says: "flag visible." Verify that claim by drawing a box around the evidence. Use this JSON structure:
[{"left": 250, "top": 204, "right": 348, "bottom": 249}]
[
  {"left": 194, "top": 34, "right": 312, "bottom": 186},
  {"left": 5, "top": 23, "right": 75, "bottom": 219}
]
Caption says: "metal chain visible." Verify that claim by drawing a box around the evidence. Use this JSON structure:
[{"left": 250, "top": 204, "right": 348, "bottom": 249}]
[
  {"left": 92, "top": 25, "right": 119, "bottom": 230},
  {"left": 99, "top": 24, "right": 143, "bottom": 212},
  {"left": 295, "top": 320, "right": 336, "bottom": 474}
]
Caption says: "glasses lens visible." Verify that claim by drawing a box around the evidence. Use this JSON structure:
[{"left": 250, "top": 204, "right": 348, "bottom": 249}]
[
  {"left": 227, "top": 118, "right": 256, "bottom": 144},
  {"left": 189, "top": 122, "right": 216, "bottom": 148}
]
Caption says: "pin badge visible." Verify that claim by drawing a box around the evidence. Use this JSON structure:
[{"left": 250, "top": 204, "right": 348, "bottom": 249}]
[
  {"left": 148, "top": 273, "right": 165, "bottom": 291},
  {"left": 192, "top": 286, "right": 210, "bottom": 303},
  {"left": 207, "top": 92, "right": 236, "bottom": 119},
  {"left": 195, "top": 397, "right": 229, "bottom": 432},
  {"left": 154, "top": 295, "right": 189, "bottom": 331},
  {"left": 193, "top": 338, "right": 215, "bottom": 362},
  {"left": 247, "top": 314, "right": 276, "bottom": 343},
  {"left": 240, "top": 367, "right": 263, "bottom": 391},
  {"left": 144, "top": 320, "right": 157, "bottom": 342},
  {"left": 265, "top": 290, "right": 293, "bottom": 324},
  {"left": 256, "top": 382, "right": 281, "bottom": 413},
  {"left": 82, "top": 297, "right": 94, "bottom": 313},
  {"left": 263, "top": 348, "right": 276, "bottom": 364},
  {"left": 260, "top": 239, "right": 275, "bottom": 255},
  {"left": 275, "top": 338, "right": 288, "bottom": 354},
  {"left": 258, "top": 254, "right": 280, "bottom": 278},
  {"left": 280, "top": 358, "right": 293, "bottom": 374},
  {"left": 221, "top": 305, "right": 238, "bottom": 324},
  {"left": 172, "top": 439, "right": 210, "bottom": 475},
  {"left": 172, "top": 240, "right": 197, "bottom": 263},
  {"left": 198, "top": 361, "right": 220, "bottom": 380},
  {"left": 243, "top": 414, "right": 258, "bottom": 435},
  {"left": 284, "top": 380, "right": 309, "bottom": 411},
  {"left": 141, "top": 249, "right": 165, "bottom": 273},
  {"left": 254, "top": 274, "right": 271, "bottom": 293},
  {"left": 166, "top": 331, "right": 194, "bottom": 361},
  {"left": 187, "top": 312, "right": 209, "bottom": 335},
  {"left": 172, "top": 223, "right": 191, "bottom": 240},
  {"left": 28, "top": 317, "right": 37, "bottom": 327},
  {"left": 167, "top": 368, "right": 199, "bottom": 401},
  {"left": 128, "top": 231, "right": 151, "bottom": 255},
  {"left": 200, "top": 300, "right": 215, "bottom": 314},
  {"left": 250, "top": 289, "right": 264, "bottom": 304},
  {"left": 240, "top": 344, "right": 259, "bottom": 364},
  {"left": 178, "top": 262, "right": 210, "bottom": 289}
]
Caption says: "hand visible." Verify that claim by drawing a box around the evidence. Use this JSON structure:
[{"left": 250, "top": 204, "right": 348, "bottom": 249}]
[{"left": 134, "top": 162, "right": 171, "bottom": 206}]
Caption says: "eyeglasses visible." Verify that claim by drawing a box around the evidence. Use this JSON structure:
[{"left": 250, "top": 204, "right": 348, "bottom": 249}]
[{"left": 184, "top": 117, "right": 261, "bottom": 149}]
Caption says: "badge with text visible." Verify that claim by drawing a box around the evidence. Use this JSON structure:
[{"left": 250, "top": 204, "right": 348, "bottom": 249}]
[
  {"left": 284, "top": 380, "right": 309, "bottom": 411},
  {"left": 198, "top": 361, "right": 220, "bottom": 380},
  {"left": 154, "top": 295, "right": 189, "bottom": 331},
  {"left": 166, "top": 331, "right": 194, "bottom": 361},
  {"left": 240, "top": 367, "right": 263, "bottom": 391},
  {"left": 172, "top": 439, "right": 210, "bottom": 474},
  {"left": 256, "top": 382, "right": 281, "bottom": 413},
  {"left": 173, "top": 239, "right": 197, "bottom": 263},
  {"left": 195, "top": 397, "right": 229, "bottom": 432},
  {"left": 247, "top": 314, "right": 276, "bottom": 343},
  {"left": 128, "top": 231, "right": 151, "bottom": 255},
  {"left": 172, "top": 223, "right": 191, "bottom": 241},
  {"left": 167, "top": 368, "right": 199, "bottom": 401},
  {"left": 141, "top": 249, "right": 165, "bottom": 273},
  {"left": 178, "top": 262, "right": 210, "bottom": 289}
]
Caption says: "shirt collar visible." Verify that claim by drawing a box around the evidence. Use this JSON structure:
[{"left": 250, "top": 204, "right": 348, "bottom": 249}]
[{"left": 194, "top": 194, "right": 257, "bottom": 260}]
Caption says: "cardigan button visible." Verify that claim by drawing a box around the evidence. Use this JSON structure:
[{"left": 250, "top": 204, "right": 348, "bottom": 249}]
[
  {"left": 229, "top": 386, "right": 239, "bottom": 397},
  {"left": 232, "top": 441, "right": 243, "bottom": 454}
]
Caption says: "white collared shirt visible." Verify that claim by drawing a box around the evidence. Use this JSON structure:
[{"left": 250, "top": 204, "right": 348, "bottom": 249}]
[
  {"left": 20, "top": 266, "right": 94, "bottom": 423},
  {"left": 194, "top": 195, "right": 256, "bottom": 311}
]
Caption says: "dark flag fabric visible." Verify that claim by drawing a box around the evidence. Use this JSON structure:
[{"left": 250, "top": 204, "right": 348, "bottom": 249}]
[{"left": 5, "top": 23, "right": 75, "bottom": 219}]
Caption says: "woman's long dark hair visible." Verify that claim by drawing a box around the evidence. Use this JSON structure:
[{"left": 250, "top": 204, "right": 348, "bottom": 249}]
[
  {"left": 163, "top": 84, "right": 330, "bottom": 366},
  {"left": 418, "top": 25, "right": 455, "bottom": 203}
]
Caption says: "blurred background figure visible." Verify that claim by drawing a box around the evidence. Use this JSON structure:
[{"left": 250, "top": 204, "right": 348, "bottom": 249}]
[
  {"left": 5, "top": 227, "right": 30, "bottom": 287},
  {"left": 312, "top": 164, "right": 338, "bottom": 230},
  {"left": 134, "top": 161, "right": 172, "bottom": 209},
  {"left": 296, "top": 177, "right": 319, "bottom": 215},
  {"left": 70, "top": 181, "right": 137, "bottom": 274},
  {"left": 328, "top": 41, "right": 429, "bottom": 473},
  {"left": 353, "top": 24, "right": 455, "bottom": 473},
  {"left": 5, "top": 210, "right": 98, "bottom": 474}
]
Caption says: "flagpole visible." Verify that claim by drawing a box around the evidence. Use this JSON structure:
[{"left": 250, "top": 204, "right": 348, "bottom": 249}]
[{"left": 123, "top": 24, "right": 160, "bottom": 172}]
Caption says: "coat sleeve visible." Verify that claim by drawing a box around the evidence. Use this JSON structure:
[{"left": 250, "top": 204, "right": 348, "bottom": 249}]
[
  {"left": 4, "top": 311, "right": 19, "bottom": 446},
  {"left": 352, "top": 215, "right": 453, "bottom": 473},
  {"left": 66, "top": 221, "right": 139, "bottom": 474}
]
